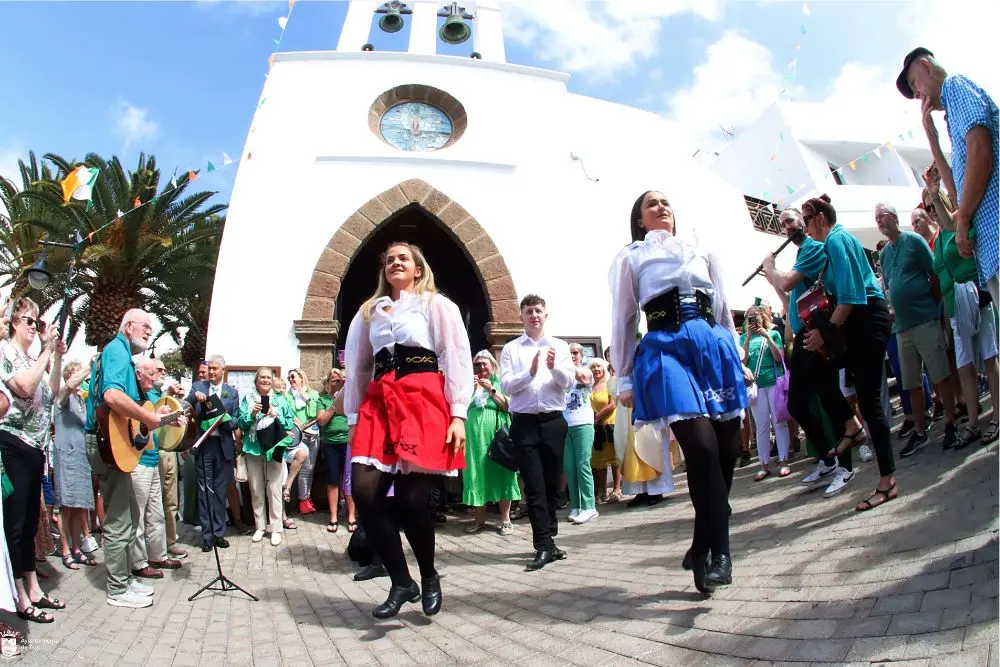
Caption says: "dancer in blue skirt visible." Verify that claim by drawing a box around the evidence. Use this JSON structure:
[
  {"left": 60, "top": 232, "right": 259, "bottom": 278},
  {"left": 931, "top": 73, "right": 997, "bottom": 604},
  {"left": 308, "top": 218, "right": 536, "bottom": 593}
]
[{"left": 609, "top": 190, "right": 750, "bottom": 595}]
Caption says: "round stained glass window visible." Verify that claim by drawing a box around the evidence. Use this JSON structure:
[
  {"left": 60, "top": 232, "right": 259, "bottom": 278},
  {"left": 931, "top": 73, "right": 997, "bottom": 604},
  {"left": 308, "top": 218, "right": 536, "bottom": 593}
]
[{"left": 379, "top": 102, "right": 454, "bottom": 152}]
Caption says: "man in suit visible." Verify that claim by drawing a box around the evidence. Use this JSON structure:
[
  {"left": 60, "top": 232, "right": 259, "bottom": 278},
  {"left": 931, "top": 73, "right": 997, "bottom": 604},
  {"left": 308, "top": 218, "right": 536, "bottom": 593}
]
[{"left": 186, "top": 354, "right": 239, "bottom": 552}]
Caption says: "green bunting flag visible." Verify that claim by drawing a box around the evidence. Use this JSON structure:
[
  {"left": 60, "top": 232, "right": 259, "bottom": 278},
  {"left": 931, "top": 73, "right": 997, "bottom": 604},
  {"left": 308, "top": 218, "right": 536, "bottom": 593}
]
[
  {"left": 207, "top": 162, "right": 216, "bottom": 172},
  {"left": 199, "top": 412, "right": 232, "bottom": 433}
]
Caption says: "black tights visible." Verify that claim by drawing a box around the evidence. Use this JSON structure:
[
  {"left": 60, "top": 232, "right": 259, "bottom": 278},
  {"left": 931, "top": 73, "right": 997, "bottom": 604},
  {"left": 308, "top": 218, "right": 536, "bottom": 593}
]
[
  {"left": 672, "top": 417, "right": 741, "bottom": 558},
  {"left": 351, "top": 464, "right": 437, "bottom": 587}
]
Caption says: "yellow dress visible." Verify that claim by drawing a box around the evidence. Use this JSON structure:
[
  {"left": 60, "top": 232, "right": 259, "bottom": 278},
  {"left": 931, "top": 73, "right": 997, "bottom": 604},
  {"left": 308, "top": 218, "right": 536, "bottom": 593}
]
[{"left": 590, "top": 384, "right": 620, "bottom": 470}]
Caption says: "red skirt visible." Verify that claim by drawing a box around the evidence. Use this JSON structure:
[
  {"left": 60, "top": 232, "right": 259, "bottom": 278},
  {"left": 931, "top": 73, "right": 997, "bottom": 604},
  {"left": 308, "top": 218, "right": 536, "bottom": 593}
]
[{"left": 353, "top": 369, "right": 465, "bottom": 473}]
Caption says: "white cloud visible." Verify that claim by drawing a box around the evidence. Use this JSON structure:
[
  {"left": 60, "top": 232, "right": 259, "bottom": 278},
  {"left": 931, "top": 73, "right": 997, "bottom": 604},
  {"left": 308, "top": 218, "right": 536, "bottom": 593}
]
[
  {"left": 111, "top": 99, "right": 159, "bottom": 152},
  {"left": 502, "top": 0, "right": 721, "bottom": 79}
]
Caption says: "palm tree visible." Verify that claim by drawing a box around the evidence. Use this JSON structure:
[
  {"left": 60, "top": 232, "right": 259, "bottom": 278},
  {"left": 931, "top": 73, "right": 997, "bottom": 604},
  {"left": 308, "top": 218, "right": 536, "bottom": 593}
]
[{"left": 16, "top": 152, "right": 226, "bottom": 346}]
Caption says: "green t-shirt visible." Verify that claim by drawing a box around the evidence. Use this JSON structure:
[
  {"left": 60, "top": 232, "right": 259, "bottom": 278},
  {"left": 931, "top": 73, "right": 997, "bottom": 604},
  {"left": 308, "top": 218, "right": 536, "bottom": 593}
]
[
  {"left": 740, "top": 330, "right": 785, "bottom": 388},
  {"left": 880, "top": 231, "right": 940, "bottom": 333},
  {"left": 85, "top": 332, "right": 142, "bottom": 432},
  {"left": 932, "top": 230, "right": 980, "bottom": 318},
  {"left": 316, "top": 394, "right": 349, "bottom": 445}
]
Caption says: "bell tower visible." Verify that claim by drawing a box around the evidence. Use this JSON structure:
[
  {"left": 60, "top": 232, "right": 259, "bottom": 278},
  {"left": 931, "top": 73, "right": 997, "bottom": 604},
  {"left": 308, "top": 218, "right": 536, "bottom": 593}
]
[{"left": 335, "top": 0, "right": 506, "bottom": 63}]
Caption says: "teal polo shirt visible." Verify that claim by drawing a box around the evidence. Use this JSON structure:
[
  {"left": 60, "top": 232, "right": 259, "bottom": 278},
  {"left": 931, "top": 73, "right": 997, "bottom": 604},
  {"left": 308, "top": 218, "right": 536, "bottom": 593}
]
[
  {"left": 85, "top": 332, "right": 142, "bottom": 432},
  {"left": 825, "top": 224, "right": 884, "bottom": 306},
  {"left": 879, "top": 230, "right": 939, "bottom": 333},
  {"left": 138, "top": 388, "right": 162, "bottom": 467},
  {"left": 789, "top": 237, "right": 827, "bottom": 334}
]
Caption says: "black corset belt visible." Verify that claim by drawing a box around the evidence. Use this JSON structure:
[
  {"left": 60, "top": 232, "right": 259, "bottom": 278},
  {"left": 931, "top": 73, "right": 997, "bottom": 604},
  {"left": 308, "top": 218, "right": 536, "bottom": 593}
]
[
  {"left": 643, "top": 288, "right": 716, "bottom": 333},
  {"left": 374, "top": 345, "right": 439, "bottom": 381}
]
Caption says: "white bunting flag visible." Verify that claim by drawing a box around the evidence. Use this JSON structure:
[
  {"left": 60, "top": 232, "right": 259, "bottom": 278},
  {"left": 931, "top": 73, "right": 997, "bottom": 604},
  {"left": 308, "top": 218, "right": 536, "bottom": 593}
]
[
  {"left": 278, "top": 16, "right": 288, "bottom": 30},
  {"left": 802, "top": 3, "right": 811, "bottom": 16},
  {"left": 222, "top": 152, "right": 234, "bottom": 166}
]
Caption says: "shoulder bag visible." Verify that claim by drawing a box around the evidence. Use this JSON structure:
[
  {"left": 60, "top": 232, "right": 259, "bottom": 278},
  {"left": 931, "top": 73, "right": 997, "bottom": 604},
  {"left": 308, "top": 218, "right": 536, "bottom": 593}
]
[{"left": 486, "top": 405, "right": 518, "bottom": 472}]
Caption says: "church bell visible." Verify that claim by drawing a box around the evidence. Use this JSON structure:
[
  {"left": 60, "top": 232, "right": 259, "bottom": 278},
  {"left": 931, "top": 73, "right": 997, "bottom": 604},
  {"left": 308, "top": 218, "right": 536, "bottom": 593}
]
[
  {"left": 375, "top": 1, "right": 411, "bottom": 34},
  {"left": 437, "top": 2, "right": 473, "bottom": 45}
]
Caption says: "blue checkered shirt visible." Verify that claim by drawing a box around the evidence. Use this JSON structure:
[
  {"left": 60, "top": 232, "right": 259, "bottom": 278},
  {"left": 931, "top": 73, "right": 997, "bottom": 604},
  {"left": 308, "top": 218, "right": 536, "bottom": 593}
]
[{"left": 942, "top": 74, "right": 999, "bottom": 285}]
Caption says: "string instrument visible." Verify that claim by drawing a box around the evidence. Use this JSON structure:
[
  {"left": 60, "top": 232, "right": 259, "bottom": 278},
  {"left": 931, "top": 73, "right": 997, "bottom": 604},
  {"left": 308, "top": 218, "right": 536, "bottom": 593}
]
[
  {"left": 96, "top": 401, "right": 184, "bottom": 473},
  {"left": 154, "top": 395, "right": 192, "bottom": 453}
]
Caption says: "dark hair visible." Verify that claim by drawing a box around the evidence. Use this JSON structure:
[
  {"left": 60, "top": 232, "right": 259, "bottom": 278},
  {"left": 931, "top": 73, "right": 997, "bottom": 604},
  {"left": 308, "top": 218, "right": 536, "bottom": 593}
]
[
  {"left": 802, "top": 194, "right": 836, "bottom": 226},
  {"left": 519, "top": 294, "right": 546, "bottom": 311},
  {"left": 630, "top": 191, "right": 653, "bottom": 243}
]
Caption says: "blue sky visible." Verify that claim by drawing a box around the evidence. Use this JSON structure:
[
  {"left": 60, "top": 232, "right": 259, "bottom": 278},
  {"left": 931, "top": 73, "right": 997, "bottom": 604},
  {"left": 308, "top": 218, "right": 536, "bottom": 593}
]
[{"left": 0, "top": 0, "right": 990, "bottom": 208}]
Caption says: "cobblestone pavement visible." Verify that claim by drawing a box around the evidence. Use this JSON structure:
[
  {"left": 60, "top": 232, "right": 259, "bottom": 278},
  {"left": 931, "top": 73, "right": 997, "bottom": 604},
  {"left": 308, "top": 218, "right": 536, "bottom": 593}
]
[{"left": 8, "top": 415, "right": 999, "bottom": 666}]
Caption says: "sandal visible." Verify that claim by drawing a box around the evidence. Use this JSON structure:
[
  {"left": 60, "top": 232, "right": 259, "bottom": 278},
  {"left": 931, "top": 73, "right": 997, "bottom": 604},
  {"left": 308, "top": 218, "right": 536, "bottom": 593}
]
[
  {"left": 607, "top": 490, "right": 623, "bottom": 504},
  {"left": 754, "top": 468, "right": 770, "bottom": 482},
  {"left": 347, "top": 520, "right": 358, "bottom": 533},
  {"left": 778, "top": 465, "right": 792, "bottom": 478},
  {"left": 464, "top": 522, "right": 484, "bottom": 534},
  {"left": 61, "top": 554, "right": 80, "bottom": 570},
  {"left": 855, "top": 484, "right": 898, "bottom": 512},
  {"left": 327, "top": 522, "right": 339, "bottom": 533},
  {"left": 983, "top": 421, "right": 999, "bottom": 444},
  {"left": 31, "top": 593, "right": 66, "bottom": 610},
  {"left": 828, "top": 427, "right": 869, "bottom": 459},
  {"left": 73, "top": 549, "right": 97, "bottom": 567},
  {"left": 17, "top": 606, "right": 54, "bottom": 623},
  {"left": 954, "top": 425, "right": 981, "bottom": 450},
  {"left": 283, "top": 518, "right": 297, "bottom": 530}
]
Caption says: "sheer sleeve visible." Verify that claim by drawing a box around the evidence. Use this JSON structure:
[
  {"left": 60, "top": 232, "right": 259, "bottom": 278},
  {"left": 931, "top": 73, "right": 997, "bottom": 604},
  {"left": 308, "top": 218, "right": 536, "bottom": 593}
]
[
  {"left": 343, "top": 310, "right": 374, "bottom": 426},
  {"left": 428, "top": 295, "right": 473, "bottom": 421},
  {"left": 707, "top": 249, "right": 742, "bottom": 354},
  {"left": 607, "top": 245, "right": 640, "bottom": 393}
]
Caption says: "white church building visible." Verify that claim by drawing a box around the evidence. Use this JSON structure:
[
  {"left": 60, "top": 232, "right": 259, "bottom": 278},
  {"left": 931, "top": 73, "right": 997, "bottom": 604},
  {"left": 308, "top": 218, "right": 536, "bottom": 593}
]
[{"left": 205, "top": 0, "right": 892, "bottom": 385}]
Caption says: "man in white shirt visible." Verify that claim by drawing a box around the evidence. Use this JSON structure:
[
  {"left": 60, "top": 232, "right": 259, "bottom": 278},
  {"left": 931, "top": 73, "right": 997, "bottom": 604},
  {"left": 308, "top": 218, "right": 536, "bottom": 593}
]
[{"left": 499, "top": 295, "right": 575, "bottom": 571}]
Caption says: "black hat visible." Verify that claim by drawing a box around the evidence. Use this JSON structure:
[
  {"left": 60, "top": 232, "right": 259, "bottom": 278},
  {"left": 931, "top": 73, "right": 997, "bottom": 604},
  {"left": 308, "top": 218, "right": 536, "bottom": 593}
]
[{"left": 896, "top": 47, "right": 934, "bottom": 99}]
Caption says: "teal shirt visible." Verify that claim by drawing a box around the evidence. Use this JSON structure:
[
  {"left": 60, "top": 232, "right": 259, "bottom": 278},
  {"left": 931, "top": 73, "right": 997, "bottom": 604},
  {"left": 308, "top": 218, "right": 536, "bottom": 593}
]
[
  {"left": 825, "top": 224, "right": 884, "bottom": 306},
  {"left": 139, "top": 388, "right": 162, "bottom": 467},
  {"left": 85, "top": 332, "right": 142, "bottom": 432},
  {"left": 880, "top": 231, "right": 939, "bottom": 332},
  {"left": 789, "top": 237, "right": 827, "bottom": 334}
]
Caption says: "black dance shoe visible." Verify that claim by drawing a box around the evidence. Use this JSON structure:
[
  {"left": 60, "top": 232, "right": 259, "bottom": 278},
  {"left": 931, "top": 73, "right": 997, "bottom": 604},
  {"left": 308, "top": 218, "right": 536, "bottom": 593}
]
[
  {"left": 354, "top": 563, "right": 389, "bottom": 582},
  {"left": 372, "top": 581, "right": 421, "bottom": 619},
  {"left": 526, "top": 549, "right": 554, "bottom": 571},
  {"left": 691, "top": 550, "right": 714, "bottom": 595},
  {"left": 552, "top": 547, "right": 567, "bottom": 561},
  {"left": 626, "top": 493, "right": 648, "bottom": 508},
  {"left": 705, "top": 554, "right": 733, "bottom": 587},
  {"left": 681, "top": 548, "right": 709, "bottom": 572},
  {"left": 646, "top": 494, "right": 664, "bottom": 507},
  {"left": 421, "top": 574, "right": 442, "bottom": 616}
]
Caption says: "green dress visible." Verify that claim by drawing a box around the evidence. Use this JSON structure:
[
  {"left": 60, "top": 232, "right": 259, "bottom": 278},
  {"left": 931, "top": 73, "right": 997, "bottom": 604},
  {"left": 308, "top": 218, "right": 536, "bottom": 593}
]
[{"left": 462, "top": 377, "right": 521, "bottom": 506}]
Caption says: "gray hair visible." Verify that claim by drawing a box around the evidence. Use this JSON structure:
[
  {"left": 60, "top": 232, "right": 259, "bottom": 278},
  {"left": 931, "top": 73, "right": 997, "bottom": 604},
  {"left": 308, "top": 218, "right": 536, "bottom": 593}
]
[
  {"left": 874, "top": 202, "right": 898, "bottom": 219},
  {"left": 568, "top": 343, "right": 585, "bottom": 354},
  {"left": 207, "top": 354, "right": 226, "bottom": 368},
  {"left": 134, "top": 357, "right": 155, "bottom": 372},
  {"left": 472, "top": 349, "right": 499, "bottom": 371},
  {"left": 119, "top": 308, "right": 149, "bottom": 333},
  {"left": 911, "top": 208, "right": 931, "bottom": 223}
]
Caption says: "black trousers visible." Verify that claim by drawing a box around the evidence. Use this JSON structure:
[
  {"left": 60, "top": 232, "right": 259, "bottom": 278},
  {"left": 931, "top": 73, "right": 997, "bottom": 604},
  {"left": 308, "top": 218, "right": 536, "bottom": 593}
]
[
  {"left": 510, "top": 412, "right": 567, "bottom": 552},
  {"left": 0, "top": 432, "right": 45, "bottom": 577},
  {"left": 787, "top": 330, "right": 853, "bottom": 472}
]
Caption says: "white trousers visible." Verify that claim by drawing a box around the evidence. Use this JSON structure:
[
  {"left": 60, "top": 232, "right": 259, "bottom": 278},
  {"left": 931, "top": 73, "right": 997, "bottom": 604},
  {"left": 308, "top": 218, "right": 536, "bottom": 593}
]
[
  {"left": 131, "top": 464, "right": 167, "bottom": 569},
  {"left": 245, "top": 455, "right": 284, "bottom": 533},
  {"left": 749, "top": 384, "right": 790, "bottom": 467}
]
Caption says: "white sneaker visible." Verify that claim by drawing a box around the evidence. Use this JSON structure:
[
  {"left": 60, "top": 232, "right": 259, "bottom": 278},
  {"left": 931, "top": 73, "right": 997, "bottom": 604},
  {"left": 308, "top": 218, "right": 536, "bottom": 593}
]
[
  {"left": 81, "top": 535, "right": 99, "bottom": 553},
  {"left": 107, "top": 590, "right": 152, "bottom": 608},
  {"left": 802, "top": 459, "right": 837, "bottom": 484},
  {"left": 823, "top": 467, "right": 856, "bottom": 497},
  {"left": 571, "top": 509, "right": 599, "bottom": 524},
  {"left": 567, "top": 509, "right": 580, "bottom": 523},
  {"left": 858, "top": 443, "right": 875, "bottom": 463},
  {"left": 128, "top": 577, "right": 155, "bottom": 597},
  {"left": 270, "top": 532, "right": 282, "bottom": 547},
  {"left": 252, "top": 529, "right": 265, "bottom": 543}
]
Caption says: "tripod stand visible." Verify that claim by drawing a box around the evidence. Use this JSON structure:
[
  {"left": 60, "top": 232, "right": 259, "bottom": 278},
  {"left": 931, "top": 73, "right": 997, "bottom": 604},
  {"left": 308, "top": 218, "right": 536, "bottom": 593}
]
[{"left": 189, "top": 422, "right": 258, "bottom": 602}]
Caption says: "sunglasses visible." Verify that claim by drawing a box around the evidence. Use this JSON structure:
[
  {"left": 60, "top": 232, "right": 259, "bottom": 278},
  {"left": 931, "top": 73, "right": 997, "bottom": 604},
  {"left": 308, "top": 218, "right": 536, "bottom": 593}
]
[{"left": 18, "top": 316, "right": 38, "bottom": 328}]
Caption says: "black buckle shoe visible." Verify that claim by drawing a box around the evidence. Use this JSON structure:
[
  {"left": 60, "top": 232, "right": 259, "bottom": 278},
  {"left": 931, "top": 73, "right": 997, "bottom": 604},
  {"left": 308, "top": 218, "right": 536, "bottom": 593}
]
[
  {"left": 421, "top": 574, "right": 442, "bottom": 616},
  {"left": 691, "top": 550, "right": 713, "bottom": 596},
  {"left": 526, "top": 549, "right": 554, "bottom": 571},
  {"left": 705, "top": 554, "right": 733, "bottom": 587},
  {"left": 682, "top": 548, "right": 709, "bottom": 572},
  {"left": 354, "top": 563, "right": 389, "bottom": 582},
  {"left": 372, "top": 581, "right": 421, "bottom": 619},
  {"left": 552, "top": 547, "right": 567, "bottom": 561}
]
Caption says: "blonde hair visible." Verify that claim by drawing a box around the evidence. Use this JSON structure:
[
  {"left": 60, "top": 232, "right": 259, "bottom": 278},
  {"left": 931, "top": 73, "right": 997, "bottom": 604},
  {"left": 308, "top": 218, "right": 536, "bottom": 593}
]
[
  {"left": 359, "top": 242, "right": 437, "bottom": 322},
  {"left": 254, "top": 367, "right": 274, "bottom": 381},
  {"left": 288, "top": 368, "right": 309, "bottom": 388},
  {"left": 62, "top": 360, "right": 82, "bottom": 381},
  {"left": 589, "top": 358, "right": 609, "bottom": 375},
  {"left": 328, "top": 368, "right": 345, "bottom": 382},
  {"left": 746, "top": 305, "right": 773, "bottom": 331}
]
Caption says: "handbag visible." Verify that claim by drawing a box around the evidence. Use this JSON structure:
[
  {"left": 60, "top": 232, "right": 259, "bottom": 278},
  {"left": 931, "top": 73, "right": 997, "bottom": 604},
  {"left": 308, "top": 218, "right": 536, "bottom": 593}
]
[
  {"left": 745, "top": 335, "right": 765, "bottom": 404},
  {"left": 796, "top": 263, "right": 847, "bottom": 363},
  {"left": 774, "top": 360, "right": 792, "bottom": 423},
  {"left": 486, "top": 409, "right": 518, "bottom": 472},
  {"left": 235, "top": 453, "right": 248, "bottom": 483}
]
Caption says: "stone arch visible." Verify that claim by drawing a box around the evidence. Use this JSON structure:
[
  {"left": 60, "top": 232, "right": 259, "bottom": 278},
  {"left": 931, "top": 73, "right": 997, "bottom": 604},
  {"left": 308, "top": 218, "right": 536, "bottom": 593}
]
[{"left": 294, "top": 179, "right": 522, "bottom": 382}]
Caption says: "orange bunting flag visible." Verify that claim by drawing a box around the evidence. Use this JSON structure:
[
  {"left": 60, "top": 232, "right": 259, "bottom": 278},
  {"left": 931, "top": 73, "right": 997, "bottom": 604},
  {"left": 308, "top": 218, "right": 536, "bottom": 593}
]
[
  {"left": 268, "top": 55, "right": 275, "bottom": 71},
  {"left": 187, "top": 170, "right": 197, "bottom": 182},
  {"left": 134, "top": 197, "right": 141, "bottom": 208},
  {"left": 849, "top": 160, "right": 857, "bottom": 170},
  {"left": 288, "top": 0, "right": 295, "bottom": 8},
  {"left": 886, "top": 141, "right": 894, "bottom": 150}
]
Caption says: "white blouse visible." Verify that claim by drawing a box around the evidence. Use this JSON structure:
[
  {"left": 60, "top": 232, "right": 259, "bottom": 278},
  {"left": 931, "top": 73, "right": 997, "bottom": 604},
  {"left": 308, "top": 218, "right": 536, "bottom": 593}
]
[
  {"left": 343, "top": 290, "right": 473, "bottom": 426},
  {"left": 608, "top": 229, "right": 739, "bottom": 393}
]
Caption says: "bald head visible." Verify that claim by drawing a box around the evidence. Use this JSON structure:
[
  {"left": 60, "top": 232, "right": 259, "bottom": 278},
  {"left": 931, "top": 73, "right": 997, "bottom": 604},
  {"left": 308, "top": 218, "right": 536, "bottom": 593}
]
[{"left": 120, "top": 308, "right": 152, "bottom": 354}]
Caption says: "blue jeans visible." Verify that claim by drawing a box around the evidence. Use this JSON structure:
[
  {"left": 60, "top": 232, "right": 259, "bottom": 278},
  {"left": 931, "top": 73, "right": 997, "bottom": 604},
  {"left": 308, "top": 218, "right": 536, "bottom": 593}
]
[{"left": 886, "top": 333, "right": 932, "bottom": 416}]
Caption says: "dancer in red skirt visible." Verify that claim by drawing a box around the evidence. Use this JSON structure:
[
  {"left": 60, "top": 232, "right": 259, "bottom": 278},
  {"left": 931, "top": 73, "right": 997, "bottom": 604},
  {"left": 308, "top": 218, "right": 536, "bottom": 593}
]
[{"left": 344, "top": 241, "right": 472, "bottom": 619}]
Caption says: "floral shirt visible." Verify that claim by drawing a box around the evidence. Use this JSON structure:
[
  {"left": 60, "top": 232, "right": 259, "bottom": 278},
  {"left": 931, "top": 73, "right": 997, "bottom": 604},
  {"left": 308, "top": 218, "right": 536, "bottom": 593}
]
[{"left": 0, "top": 340, "right": 53, "bottom": 450}]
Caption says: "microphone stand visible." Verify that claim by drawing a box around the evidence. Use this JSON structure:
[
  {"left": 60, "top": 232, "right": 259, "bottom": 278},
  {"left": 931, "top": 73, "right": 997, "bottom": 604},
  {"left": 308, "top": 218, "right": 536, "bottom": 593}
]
[{"left": 189, "top": 417, "right": 258, "bottom": 602}]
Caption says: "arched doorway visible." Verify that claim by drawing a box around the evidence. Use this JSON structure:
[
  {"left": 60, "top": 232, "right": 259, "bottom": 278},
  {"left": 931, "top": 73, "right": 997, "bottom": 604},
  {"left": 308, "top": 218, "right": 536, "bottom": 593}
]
[{"left": 337, "top": 204, "right": 491, "bottom": 354}]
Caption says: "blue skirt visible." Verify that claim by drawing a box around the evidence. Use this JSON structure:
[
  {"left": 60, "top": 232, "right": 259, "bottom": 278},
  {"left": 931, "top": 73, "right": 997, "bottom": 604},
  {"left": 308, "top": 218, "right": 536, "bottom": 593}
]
[{"left": 633, "top": 318, "right": 748, "bottom": 426}]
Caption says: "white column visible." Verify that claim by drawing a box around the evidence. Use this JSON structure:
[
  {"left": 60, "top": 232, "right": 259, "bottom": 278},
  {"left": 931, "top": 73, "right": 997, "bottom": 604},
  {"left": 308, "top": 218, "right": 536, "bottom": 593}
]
[
  {"left": 408, "top": 0, "right": 439, "bottom": 55},
  {"left": 472, "top": 0, "right": 505, "bottom": 62},
  {"left": 337, "top": 0, "right": 378, "bottom": 52}
]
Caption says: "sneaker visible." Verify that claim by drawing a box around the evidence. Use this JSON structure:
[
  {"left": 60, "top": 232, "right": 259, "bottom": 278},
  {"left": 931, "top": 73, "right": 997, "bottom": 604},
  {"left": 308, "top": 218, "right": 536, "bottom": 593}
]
[
  {"left": 802, "top": 459, "right": 837, "bottom": 484},
  {"left": 942, "top": 422, "right": 958, "bottom": 449},
  {"left": 127, "top": 578, "right": 154, "bottom": 597},
  {"left": 270, "top": 532, "right": 282, "bottom": 547},
  {"left": 898, "top": 419, "right": 915, "bottom": 439},
  {"left": 252, "top": 529, "right": 265, "bottom": 542},
  {"left": 900, "top": 430, "right": 928, "bottom": 457},
  {"left": 498, "top": 522, "right": 513, "bottom": 536},
  {"left": 298, "top": 499, "right": 316, "bottom": 515},
  {"left": 107, "top": 590, "right": 152, "bottom": 608},
  {"left": 567, "top": 509, "right": 580, "bottom": 523},
  {"left": 81, "top": 536, "right": 99, "bottom": 553},
  {"left": 167, "top": 545, "right": 188, "bottom": 559},
  {"left": 823, "top": 467, "right": 856, "bottom": 497},
  {"left": 571, "top": 509, "right": 599, "bottom": 524},
  {"left": 858, "top": 443, "right": 875, "bottom": 463}
]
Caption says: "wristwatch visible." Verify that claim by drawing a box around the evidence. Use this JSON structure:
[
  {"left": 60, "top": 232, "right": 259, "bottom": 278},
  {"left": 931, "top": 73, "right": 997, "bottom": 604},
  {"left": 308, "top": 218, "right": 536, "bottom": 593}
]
[{"left": 490, "top": 389, "right": 497, "bottom": 395}]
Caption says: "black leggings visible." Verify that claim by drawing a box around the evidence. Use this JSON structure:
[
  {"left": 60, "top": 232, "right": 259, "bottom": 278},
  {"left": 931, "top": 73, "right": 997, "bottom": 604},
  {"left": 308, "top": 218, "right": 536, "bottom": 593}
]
[
  {"left": 0, "top": 432, "right": 45, "bottom": 578},
  {"left": 351, "top": 464, "right": 437, "bottom": 588},
  {"left": 672, "top": 417, "right": 741, "bottom": 558}
]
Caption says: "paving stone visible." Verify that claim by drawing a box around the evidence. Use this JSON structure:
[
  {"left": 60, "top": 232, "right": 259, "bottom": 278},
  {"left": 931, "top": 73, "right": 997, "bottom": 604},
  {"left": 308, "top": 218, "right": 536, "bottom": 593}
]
[{"left": 888, "top": 610, "right": 944, "bottom": 635}]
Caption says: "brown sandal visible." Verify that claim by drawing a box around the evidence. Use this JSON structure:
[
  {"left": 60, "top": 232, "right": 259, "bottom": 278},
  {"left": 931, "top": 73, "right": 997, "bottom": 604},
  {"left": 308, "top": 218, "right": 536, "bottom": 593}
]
[
  {"left": 828, "top": 427, "right": 868, "bottom": 459},
  {"left": 855, "top": 484, "right": 898, "bottom": 512}
]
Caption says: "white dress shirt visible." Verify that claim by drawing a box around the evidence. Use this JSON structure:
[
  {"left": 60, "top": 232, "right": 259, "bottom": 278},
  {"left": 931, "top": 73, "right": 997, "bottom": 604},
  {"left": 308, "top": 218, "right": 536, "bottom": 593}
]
[
  {"left": 608, "top": 229, "right": 739, "bottom": 394},
  {"left": 500, "top": 334, "right": 575, "bottom": 414},
  {"left": 343, "top": 290, "right": 473, "bottom": 426}
]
